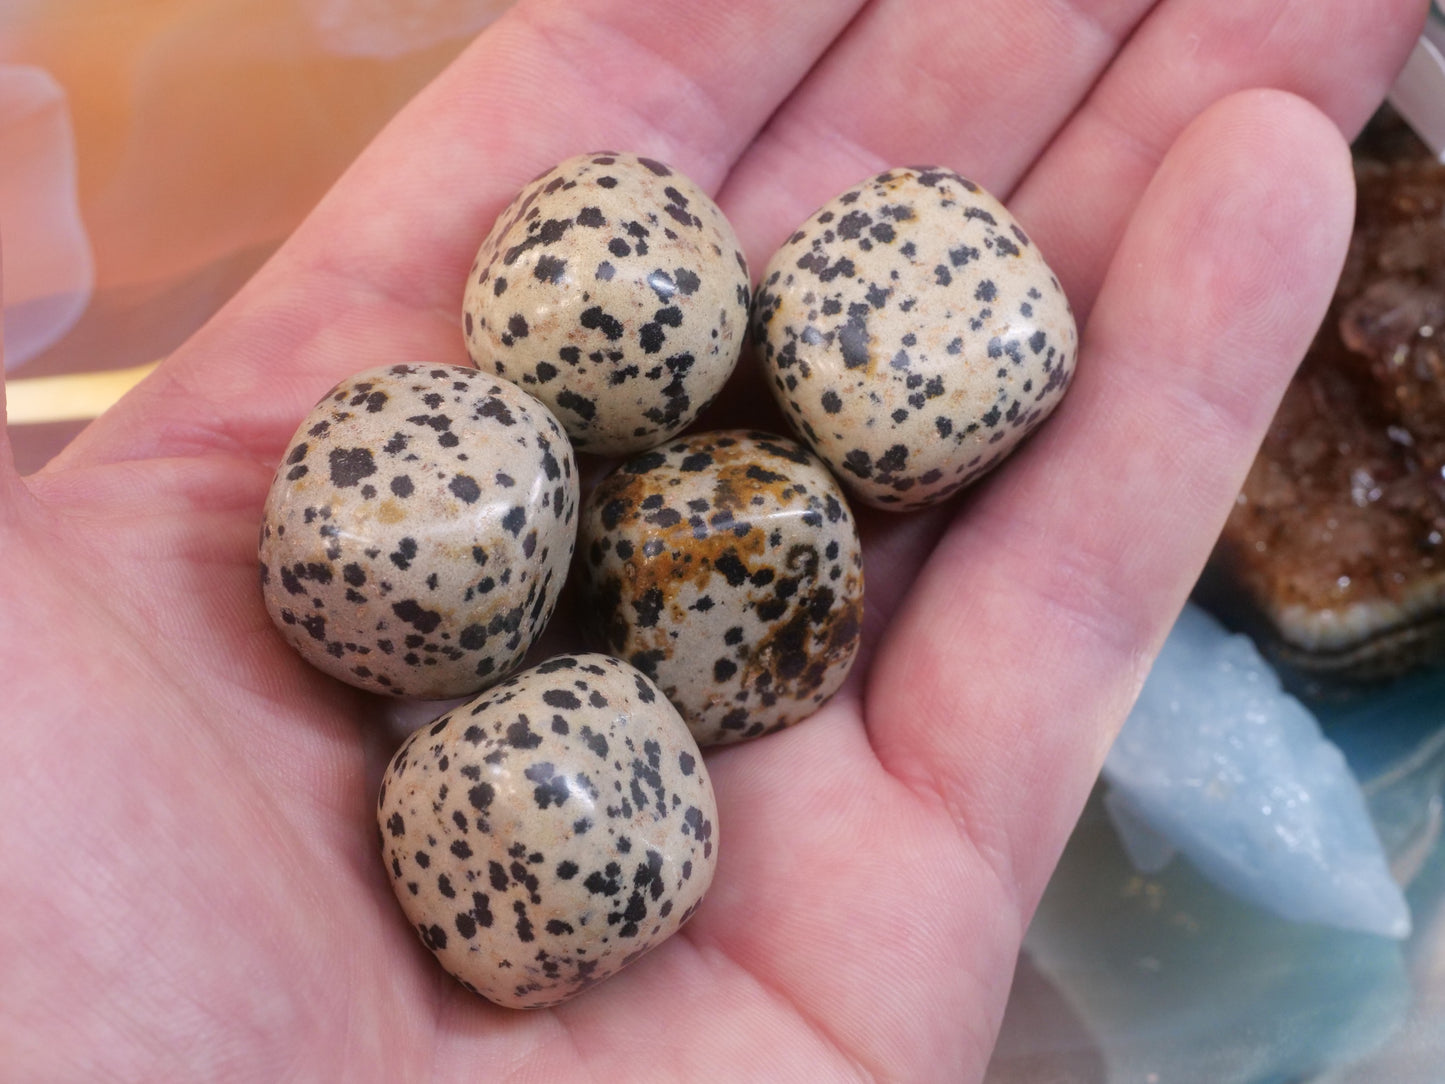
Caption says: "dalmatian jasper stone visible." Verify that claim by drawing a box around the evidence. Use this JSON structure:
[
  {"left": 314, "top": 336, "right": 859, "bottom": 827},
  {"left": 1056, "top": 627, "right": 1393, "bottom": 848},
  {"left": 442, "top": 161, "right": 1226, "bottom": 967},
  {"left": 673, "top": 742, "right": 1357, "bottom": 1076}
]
[
  {"left": 259, "top": 363, "right": 578, "bottom": 699},
  {"left": 752, "top": 166, "right": 1077, "bottom": 510},
  {"left": 462, "top": 152, "right": 751, "bottom": 456},
  {"left": 378, "top": 652, "right": 717, "bottom": 1009},
  {"left": 576, "top": 430, "right": 864, "bottom": 746}
]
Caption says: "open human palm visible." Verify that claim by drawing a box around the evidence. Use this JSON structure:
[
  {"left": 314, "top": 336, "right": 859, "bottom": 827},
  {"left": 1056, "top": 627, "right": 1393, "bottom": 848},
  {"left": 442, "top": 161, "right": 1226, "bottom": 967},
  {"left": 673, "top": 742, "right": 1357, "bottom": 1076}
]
[{"left": 0, "top": 0, "right": 1425, "bottom": 1078}]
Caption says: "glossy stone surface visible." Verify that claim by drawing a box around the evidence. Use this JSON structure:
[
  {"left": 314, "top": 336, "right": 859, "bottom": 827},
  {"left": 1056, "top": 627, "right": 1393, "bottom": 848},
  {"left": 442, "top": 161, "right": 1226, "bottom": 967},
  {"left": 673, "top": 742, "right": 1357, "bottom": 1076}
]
[
  {"left": 462, "top": 152, "right": 750, "bottom": 456},
  {"left": 752, "top": 166, "right": 1076, "bottom": 510},
  {"left": 378, "top": 653, "right": 717, "bottom": 1009},
  {"left": 577, "top": 430, "right": 864, "bottom": 746},
  {"left": 259, "top": 363, "right": 577, "bottom": 699}
]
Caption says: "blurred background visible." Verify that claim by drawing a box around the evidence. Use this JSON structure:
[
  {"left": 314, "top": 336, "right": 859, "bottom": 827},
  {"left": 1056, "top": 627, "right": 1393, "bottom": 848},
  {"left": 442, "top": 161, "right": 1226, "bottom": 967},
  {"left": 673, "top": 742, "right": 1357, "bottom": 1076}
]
[{"left": 1, "top": 0, "right": 509, "bottom": 471}]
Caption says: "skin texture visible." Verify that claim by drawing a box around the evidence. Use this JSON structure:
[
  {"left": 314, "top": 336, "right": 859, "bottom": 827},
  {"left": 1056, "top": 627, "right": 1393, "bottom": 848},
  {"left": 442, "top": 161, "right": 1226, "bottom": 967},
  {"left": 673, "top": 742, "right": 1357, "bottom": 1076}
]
[{"left": 0, "top": 1, "right": 1426, "bottom": 1080}]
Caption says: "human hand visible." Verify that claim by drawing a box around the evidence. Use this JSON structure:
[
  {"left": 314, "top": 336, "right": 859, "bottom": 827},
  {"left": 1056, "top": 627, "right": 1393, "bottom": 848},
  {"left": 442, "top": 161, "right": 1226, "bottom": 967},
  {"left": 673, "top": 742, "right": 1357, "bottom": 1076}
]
[{"left": 0, "top": 0, "right": 1425, "bottom": 1078}]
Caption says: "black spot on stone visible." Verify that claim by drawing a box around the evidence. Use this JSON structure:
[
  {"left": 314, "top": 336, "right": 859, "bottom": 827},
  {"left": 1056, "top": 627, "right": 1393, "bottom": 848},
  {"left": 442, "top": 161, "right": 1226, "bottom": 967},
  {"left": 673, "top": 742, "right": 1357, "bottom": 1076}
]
[
  {"left": 556, "top": 390, "right": 597, "bottom": 421},
  {"left": 580, "top": 306, "right": 624, "bottom": 341},
  {"left": 680, "top": 452, "right": 711, "bottom": 472},
  {"left": 674, "top": 268, "right": 700, "bottom": 295},
  {"left": 585, "top": 865, "right": 623, "bottom": 896},
  {"left": 581, "top": 726, "right": 608, "bottom": 757},
  {"left": 949, "top": 244, "right": 980, "bottom": 267},
  {"left": 647, "top": 269, "right": 676, "bottom": 300},
  {"left": 837, "top": 209, "right": 872, "bottom": 240},
  {"left": 514, "top": 903, "right": 535, "bottom": 943},
  {"left": 877, "top": 444, "right": 909, "bottom": 473},
  {"left": 542, "top": 689, "right": 582, "bottom": 710},
  {"left": 839, "top": 316, "right": 869, "bottom": 370},
  {"left": 392, "top": 599, "right": 441, "bottom": 634},
  {"left": 534, "top": 253, "right": 568, "bottom": 284},
  {"left": 479, "top": 397, "right": 516, "bottom": 426},
  {"left": 471, "top": 891, "right": 494, "bottom": 928},
  {"left": 625, "top": 451, "right": 666, "bottom": 475},
  {"left": 390, "top": 537, "right": 418, "bottom": 570},
  {"left": 525, "top": 762, "right": 570, "bottom": 809},
  {"left": 449, "top": 474, "right": 481, "bottom": 503},
  {"left": 842, "top": 449, "right": 872, "bottom": 478},
  {"left": 328, "top": 447, "right": 376, "bottom": 488},
  {"left": 714, "top": 552, "right": 748, "bottom": 587},
  {"left": 631, "top": 588, "right": 664, "bottom": 628},
  {"left": 629, "top": 649, "right": 665, "bottom": 680},
  {"left": 633, "top": 672, "right": 657, "bottom": 703},
  {"left": 506, "top": 717, "right": 543, "bottom": 749}
]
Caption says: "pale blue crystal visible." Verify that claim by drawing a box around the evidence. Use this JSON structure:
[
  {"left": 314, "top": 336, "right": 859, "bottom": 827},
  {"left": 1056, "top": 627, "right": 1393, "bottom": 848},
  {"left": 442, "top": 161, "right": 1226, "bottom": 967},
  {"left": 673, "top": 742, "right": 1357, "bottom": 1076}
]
[{"left": 1102, "top": 604, "right": 1410, "bottom": 939}]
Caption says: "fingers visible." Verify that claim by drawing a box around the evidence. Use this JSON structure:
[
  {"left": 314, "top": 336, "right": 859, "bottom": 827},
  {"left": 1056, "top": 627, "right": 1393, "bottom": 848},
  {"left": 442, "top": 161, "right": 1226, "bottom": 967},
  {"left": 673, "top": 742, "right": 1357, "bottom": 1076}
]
[
  {"left": 718, "top": 0, "right": 1158, "bottom": 264},
  {"left": 707, "top": 0, "right": 1421, "bottom": 687},
  {"left": 866, "top": 90, "right": 1357, "bottom": 905},
  {"left": 720, "top": 0, "right": 1421, "bottom": 297},
  {"left": 54, "top": 0, "right": 867, "bottom": 470},
  {"left": 1011, "top": 0, "right": 1426, "bottom": 321}
]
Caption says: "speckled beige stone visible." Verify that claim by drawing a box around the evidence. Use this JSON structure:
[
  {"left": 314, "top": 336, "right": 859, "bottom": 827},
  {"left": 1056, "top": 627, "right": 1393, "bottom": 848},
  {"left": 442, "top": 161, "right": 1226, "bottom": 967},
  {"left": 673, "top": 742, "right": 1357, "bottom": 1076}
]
[
  {"left": 378, "top": 653, "right": 717, "bottom": 1009},
  {"left": 259, "top": 363, "right": 577, "bottom": 699},
  {"left": 577, "top": 430, "right": 864, "bottom": 746},
  {"left": 753, "top": 167, "right": 1077, "bottom": 510},
  {"left": 463, "top": 152, "right": 751, "bottom": 456}
]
